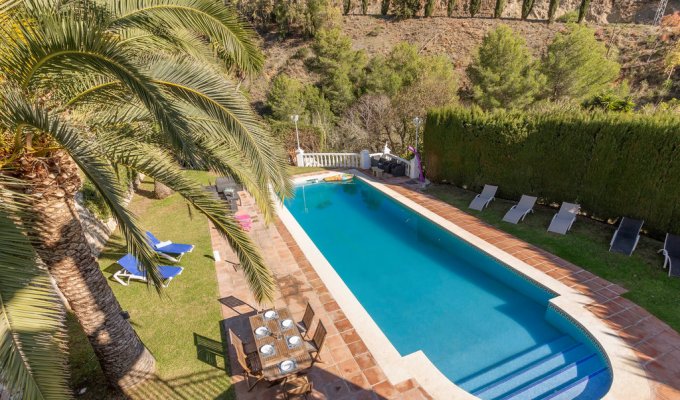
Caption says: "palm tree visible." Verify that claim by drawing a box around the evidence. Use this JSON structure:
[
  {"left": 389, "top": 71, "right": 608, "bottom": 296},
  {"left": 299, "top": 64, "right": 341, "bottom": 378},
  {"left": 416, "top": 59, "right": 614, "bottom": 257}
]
[{"left": 0, "top": 0, "right": 290, "bottom": 397}]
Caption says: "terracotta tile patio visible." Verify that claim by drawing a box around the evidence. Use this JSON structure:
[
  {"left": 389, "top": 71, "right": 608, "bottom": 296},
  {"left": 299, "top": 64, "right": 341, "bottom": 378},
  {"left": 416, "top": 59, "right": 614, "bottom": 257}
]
[{"left": 211, "top": 173, "right": 680, "bottom": 400}]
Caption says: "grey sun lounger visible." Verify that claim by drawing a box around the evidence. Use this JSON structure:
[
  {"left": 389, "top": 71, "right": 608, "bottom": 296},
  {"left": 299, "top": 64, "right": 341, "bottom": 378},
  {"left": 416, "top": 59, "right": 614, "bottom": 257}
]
[
  {"left": 469, "top": 185, "right": 498, "bottom": 211},
  {"left": 659, "top": 233, "right": 680, "bottom": 278},
  {"left": 502, "top": 195, "right": 537, "bottom": 224},
  {"left": 609, "top": 217, "right": 644, "bottom": 256},
  {"left": 547, "top": 202, "right": 581, "bottom": 235}
]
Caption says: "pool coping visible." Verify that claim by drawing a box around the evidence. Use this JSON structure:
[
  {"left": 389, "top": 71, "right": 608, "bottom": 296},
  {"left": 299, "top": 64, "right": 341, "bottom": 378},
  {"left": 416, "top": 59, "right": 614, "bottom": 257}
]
[{"left": 275, "top": 170, "right": 652, "bottom": 400}]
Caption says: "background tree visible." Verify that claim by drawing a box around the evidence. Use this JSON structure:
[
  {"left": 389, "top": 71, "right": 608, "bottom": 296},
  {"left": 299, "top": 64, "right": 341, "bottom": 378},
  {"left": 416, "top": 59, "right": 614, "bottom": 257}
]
[
  {"left": 381, "top": 0, "right": 390, "bottom": 15},
  {"left": 542, "top": 24, "right": 620, "bottom": 101},
  {"left": 548, "top": 0, "right": 560, "bottom": 22},
  {"left": 447, "top": 0, "right": 456, "bottom": 16},
  {"left": 362, "top": 0, "right": 368, "bottom": 14},
  {"left": 494, "top": 0, "right": 506, "bottom": 18},
  {"left": 521, "top": 0, "right": 535, "bottom": 19},
  {"left": 425, "top": 0, "right": 436, "bottom": 17},
  {"left": 467, "top": 25, "right": 546, "bottom": 109},
  {"left": 344, "top": 0, "right": 351, "bottom": 14},
  {"left": 578, "top": 0, "right": 590, "bottom": 22},
  {"left": 309, "top": 28, "right": 367, "bottom": 112},
  {"left": 0, "top": 0, "right": 289, "bottom": 394},
  {"left": 470, "top": 0, "right": 481, "bottom": 17},
  {"left": 393, "top": 0, "right": 421, "bottom": 18}
]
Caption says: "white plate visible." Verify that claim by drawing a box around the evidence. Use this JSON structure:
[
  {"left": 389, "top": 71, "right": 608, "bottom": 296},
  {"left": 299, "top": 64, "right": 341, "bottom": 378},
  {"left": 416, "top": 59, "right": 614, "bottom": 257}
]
[
  {"left": 288, "top": 336, "right": 301, "bottom": 346},
  {"left": 264, "top": 310, "right": 277, "bottom": 319},
  {"left": 280, "top": 360, "right": 295, "bottom": 372},
  {"left": 255, "top": 326, "right": 269, "bottom": 336},
  {"left": 260, "top": 344, "right": 274, "bottom": 355},
  {"left": 281, "top": 319, "right": 293, "bottom": 328}
]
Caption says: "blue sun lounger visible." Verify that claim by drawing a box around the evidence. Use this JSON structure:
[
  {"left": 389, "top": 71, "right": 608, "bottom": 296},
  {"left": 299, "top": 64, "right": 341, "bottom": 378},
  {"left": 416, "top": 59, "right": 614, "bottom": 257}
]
[
  {"left": 146, "top": 231, "right": 194, "bottom": 262},
  {"left": 113, "top": 254, "right": 183, "bottom": 287}
]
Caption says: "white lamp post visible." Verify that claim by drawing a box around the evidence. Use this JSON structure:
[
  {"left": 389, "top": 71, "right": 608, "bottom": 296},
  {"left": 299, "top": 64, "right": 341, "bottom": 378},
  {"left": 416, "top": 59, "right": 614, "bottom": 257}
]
[
  {"left": 413, "top": 116, "right": 422, "bottom": 152},
  {"left": 291, "top": 114, "right": 301, "bottom": 150}
]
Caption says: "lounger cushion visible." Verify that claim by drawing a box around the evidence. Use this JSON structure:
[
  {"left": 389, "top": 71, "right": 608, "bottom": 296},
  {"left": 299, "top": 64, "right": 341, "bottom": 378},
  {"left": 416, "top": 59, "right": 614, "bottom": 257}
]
[
  {"left": 610, "top": 234, "right": 638, "bottom": 255},
  {"left": 117, "top": 254, "right": 183, "bottom": 279},
  {"left": 146, "top": 231, "right": 194, "bottom": 255},
  {"left": 547, "top": 214, "right": 576, "bottom": 235},
  {"left": 392, "top": 163, "right": 406, "bottom": 177}
]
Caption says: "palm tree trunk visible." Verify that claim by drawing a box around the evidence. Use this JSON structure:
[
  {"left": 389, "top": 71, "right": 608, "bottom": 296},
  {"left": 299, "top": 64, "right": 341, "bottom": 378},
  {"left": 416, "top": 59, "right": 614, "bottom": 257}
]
[{"left": 22, "top": 152, "right": 155, "bottom": 390}]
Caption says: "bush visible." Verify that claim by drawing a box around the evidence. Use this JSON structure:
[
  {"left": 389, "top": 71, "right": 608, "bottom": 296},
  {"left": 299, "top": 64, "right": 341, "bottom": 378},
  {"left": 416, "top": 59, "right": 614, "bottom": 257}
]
[
  {"left": 467, "top": 25, "right": 545, "bottom": 109},
  {"left": 424, "top": 107, "right": 680, "bottom": 234},
  {"left": 393, "top": 0, "right": 421, "bottom": 18},
  {"left": 582, "top": 93, "right": 635, "bottom": 112},
  {"left": 424, "top": 0, "right": 435, "bottom": 17},
  {"left": 447, "top": 0, "right": 456, "bottom": 16},
  {"left": 556, "top": 11, "right": 578, "bottom": 23},
  {"left": 381, "top": 0, "right": 390, "bottom": 15},
  {"left": 542, "top": 24, "right": 620, "bottom": 101}
]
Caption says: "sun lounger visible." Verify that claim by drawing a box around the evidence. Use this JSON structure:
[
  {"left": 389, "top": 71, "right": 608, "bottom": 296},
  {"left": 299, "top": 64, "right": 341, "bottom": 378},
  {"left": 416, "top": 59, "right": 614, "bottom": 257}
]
[
  {"left": 469, "top": 185, "right": 498, "bottom": 211},
  {"left": 659, "top": 233, "right": 680, "bottom": 277},
  {"left": 146, "top": 231, "right": 194, "bottom": 262},
  {"left": 609, "top": 217, "right": 644, "bottom": 256},
  {"left": 502, "top": 195, "right": 537, "bottom": 224},
  {"left": 113, "top": 254, "right": 183, "bottom": 287},
  {"left": 547, "top": 202, "right": 580, "bottom": 235}
]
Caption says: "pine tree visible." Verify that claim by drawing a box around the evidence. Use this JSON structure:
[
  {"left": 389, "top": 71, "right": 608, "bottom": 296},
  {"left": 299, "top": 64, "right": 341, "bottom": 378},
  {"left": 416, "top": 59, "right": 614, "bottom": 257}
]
[
  {"left": 470, "top": 0, "right": 481, "bottom": 17},
  {"left": 425, "top": 0, "right": 435, "bottom": 16},
  {"left": 447, "top": 0, "right": 456, "bottom": 16},
  {"left": 547, "top": 0, "right": 560, "bottom": 22},
  {"left": 578, "top": 0, "right": 590, "bottom": 22},
  {"left": 467, "top": 25, "right": 546, "bottom": 109},
  {"left": 542, "top": 24, "right": 621, "bottom": 100},
  {"left": 521, "top": 0, "right": 535, "bottom": 19},
  {"left": 494, "top": 0, "right": 506, "bottom": 18},
  {"left": 362, "top": 0, "right": 368, "bottom": 14},
  {"left": 381, "top": 0, "right": 390, "bottom": 15},
  {"left": 344, "top": 0, "right": 351, "bottom": 14}
]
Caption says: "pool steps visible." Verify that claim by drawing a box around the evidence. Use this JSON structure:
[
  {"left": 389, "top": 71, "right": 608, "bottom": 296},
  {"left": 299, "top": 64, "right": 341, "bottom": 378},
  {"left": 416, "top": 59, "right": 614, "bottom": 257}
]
[{"left": 460, "top": 334, "right": 609, "bottom": 400}]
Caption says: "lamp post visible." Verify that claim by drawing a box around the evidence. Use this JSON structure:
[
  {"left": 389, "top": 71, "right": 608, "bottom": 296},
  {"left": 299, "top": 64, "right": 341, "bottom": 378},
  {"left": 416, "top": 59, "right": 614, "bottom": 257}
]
[
  {"left": 291, "top": 114, "right": 301, "bottom": 150},
  {"left": 413, "top": 116, "right": 422, "bottom": 152}
]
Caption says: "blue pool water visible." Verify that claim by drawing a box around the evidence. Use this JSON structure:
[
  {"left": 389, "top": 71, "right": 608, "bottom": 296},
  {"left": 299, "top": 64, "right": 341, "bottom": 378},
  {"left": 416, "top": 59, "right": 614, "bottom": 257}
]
[{"left": 284, "top": 179, "right": 612, "bottom": 400}]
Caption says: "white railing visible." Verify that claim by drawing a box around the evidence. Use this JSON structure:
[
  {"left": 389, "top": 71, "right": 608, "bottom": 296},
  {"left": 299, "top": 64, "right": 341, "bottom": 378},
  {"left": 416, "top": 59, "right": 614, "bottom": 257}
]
[
  {"left": 297, "top": 149, "right": 418, "bottom": 179},
  {"left": 302, "top": 152, "right": 360, "bottom": 168}
]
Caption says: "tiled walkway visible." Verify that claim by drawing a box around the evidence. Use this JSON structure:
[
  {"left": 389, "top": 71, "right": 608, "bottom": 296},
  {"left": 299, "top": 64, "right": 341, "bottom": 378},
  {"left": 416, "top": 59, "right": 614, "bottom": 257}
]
[{"left": 212, "top": 173, "right": 680, "bottom": 400}]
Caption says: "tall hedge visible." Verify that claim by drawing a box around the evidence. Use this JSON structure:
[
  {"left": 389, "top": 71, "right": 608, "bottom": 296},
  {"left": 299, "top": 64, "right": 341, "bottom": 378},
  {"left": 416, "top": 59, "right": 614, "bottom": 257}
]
[{"left": 424, "top": 107, "right": 680, "bottom": 234}]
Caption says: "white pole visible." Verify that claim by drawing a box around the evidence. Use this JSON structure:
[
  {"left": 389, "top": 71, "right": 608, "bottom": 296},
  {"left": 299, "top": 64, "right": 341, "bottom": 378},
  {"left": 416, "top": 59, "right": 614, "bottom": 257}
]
[
  {"left": 413, "top": 116, "right": 422, "bottom": 152},
  {"left": 291, "top": 114, "right": 301, "bottom": 151}
]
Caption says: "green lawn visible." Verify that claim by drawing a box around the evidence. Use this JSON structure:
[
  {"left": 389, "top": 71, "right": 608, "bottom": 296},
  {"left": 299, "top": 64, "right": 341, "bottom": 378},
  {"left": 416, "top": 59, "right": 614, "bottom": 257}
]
[
  {"left": 425, "top": 184, "right": 680, "bottom": 334},
  {"left": 69, "top": 171, "right": 234, "bottom": 399}
]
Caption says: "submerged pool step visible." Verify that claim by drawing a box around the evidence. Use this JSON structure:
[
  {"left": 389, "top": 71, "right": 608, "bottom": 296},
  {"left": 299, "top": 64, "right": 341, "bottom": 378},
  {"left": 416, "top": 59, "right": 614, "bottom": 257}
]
[
  {"left": 540, "top": 368, "right": 611, "bottom": 400},
  {"left": 473, "top": 344, "right": 594, "bottom": 400},
  {"left": 500, "top": 354, "right": 605, "bottom": 400},
  {"left": 459, "top": 335, "right": 576, "bottom": 393}
]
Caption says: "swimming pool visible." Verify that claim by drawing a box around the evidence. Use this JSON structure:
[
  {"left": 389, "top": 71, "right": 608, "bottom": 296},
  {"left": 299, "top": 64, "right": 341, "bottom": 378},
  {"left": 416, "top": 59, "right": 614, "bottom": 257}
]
[{"left": 284, "top": 178, "right": 612, "bottom": 400}]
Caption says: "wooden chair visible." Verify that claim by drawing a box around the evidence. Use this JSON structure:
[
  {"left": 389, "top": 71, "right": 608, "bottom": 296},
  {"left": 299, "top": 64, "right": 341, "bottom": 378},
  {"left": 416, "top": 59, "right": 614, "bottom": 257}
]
[
  {"left": 305, "top": 321, "right": 326, "bottom": 364},
  {"left": 297, "top": 303, "right": 315, "bottom": 339},
  {"left": 229, "top": 329, "right": 263, "bottom": 391},
  {"left": 281, "top": 375, "right": 313, "bottom": 400}
]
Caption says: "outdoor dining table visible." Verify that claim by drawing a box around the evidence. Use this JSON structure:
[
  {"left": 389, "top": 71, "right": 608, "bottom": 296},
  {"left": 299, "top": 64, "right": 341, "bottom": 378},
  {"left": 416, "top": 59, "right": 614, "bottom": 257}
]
[{"left": 248, "top": 307, "right": 313, "bottom": 381}]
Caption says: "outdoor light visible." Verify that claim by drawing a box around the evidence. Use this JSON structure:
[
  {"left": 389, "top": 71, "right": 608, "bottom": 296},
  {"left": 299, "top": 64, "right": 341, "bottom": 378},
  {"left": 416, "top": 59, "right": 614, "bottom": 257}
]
[
  {"left": 413, "top": 116, "right": 422, "bottom": 152},
  {"left": 290, "top": 114, "right": 301, "bottom": 151}
]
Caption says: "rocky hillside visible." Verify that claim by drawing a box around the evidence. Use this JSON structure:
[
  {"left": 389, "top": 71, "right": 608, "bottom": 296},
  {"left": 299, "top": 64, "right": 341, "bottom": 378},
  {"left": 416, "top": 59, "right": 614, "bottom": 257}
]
[{"left": 248, "top": 15, "right": 678, "bottom": 104}]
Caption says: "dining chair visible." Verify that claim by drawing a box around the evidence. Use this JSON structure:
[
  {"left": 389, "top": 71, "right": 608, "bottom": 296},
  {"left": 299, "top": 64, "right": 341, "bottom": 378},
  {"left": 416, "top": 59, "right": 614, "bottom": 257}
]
[
  {"left": 229, "top": 329, "right": 264, "bottom": 391},
  {"left": 297, "top": 303, "right": 315, "bottom": 339},
  {"left": 280, "top": 375, "right": 313, "bottom": 400},
  {"left": 305, "top": 321, "right": 326, "bottom": 364}
]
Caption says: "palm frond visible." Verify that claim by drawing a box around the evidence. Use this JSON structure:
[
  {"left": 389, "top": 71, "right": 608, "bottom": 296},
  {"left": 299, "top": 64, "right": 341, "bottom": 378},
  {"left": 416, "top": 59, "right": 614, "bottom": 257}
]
[
  {"left": 102, "top": 0, "right": 264, "bottom": 74},
  {"left": 96, "top": 135, "right": 276, "bottom": 303},
  {"left": 0, "top": 176, "right": 72, "bottom": 400},
  {"left": 0, "top": 86, "right": 166, "bottom": 289}
]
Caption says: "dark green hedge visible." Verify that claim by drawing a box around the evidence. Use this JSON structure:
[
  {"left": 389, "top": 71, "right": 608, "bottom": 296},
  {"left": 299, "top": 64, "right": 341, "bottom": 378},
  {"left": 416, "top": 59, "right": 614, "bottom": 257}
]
[{"left": 424, "top": 107, "right": 680, "bottom": 234}]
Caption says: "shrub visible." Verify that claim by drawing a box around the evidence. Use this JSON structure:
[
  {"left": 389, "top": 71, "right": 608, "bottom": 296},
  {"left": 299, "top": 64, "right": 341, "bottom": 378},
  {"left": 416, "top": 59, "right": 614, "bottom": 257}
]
[
  {"left": 424, "top": 107, "right": 680, "bottom": 234},
  {"left": 393, "top": 0, "right": 421, "bottom": 18},
  {"left": 547, "top": 0, "right": 560, "bottom": 22},
  {"left": 467, "top": 25, "right": 545, "bottom": 109},
  {"left": 542, "top": 24, "right": 620, "bottom": 101},
  {"left": 582, "top": 93, "right": 636, "bottom": 112},
  {"left": 469, "top": 0, "right": 481, "bottom": 16},
  {"left": 556, "top": 11, "right": 578, "bottom": 23},
  {"left": 447, "top": 0, "right": 456, "bottom": 16},
  {"left": 425, "top": 0, "right": 435, "bottom": 17},
  {"left": 494, "top": 0, "right": 506, "bottom": 18},
  {"left": 521, "top": 0, "right": 535, "bottom": 19}
]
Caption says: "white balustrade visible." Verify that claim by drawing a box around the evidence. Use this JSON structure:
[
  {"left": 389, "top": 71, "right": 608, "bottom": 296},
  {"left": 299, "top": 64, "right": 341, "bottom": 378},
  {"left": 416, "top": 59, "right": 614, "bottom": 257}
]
[{"left": 300, "top": 151, "right": 416, "bottom": 178}]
